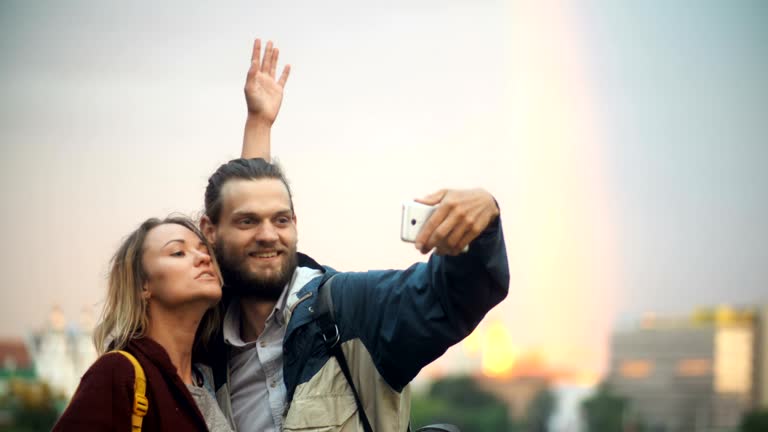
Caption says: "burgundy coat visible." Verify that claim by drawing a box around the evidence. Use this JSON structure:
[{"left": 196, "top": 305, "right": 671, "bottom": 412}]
[{"left": 53, "top": 337, "right": 209, "bottom": 432}]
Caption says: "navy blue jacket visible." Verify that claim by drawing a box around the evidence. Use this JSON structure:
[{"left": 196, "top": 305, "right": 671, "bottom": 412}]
[{"left": 213, "top": 216, "right": 509, "bottom": 431}]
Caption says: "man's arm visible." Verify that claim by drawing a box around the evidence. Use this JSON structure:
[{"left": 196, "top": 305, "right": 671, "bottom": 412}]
[
  {"left": 330, "top": 189, "right": 509, "bottom": 391},
  {"left": 242, "top": 39, "right": 291, "bottom": 159}
]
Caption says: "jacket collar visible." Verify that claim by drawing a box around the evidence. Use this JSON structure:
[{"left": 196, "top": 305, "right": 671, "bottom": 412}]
[
  {"left": 284, "top": 265, "right": 338, "bottom": 340},
  {"left": 297, "top": 252, "right": 324, "bottom": 271}
]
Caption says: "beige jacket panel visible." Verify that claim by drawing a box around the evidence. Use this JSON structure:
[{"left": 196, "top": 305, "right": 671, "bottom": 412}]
[{"left": 283, "top": 338, "right": 412, "bottom": 432}]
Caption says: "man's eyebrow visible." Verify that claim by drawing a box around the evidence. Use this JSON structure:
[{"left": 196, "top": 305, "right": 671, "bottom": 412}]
[
  {"left": 162, "top": 239, "right": 185, "bottom": 248},
  {"left": 231, "top": 210, "right": 261, "bottom": 218},
  {"left": 232, "top": 209, "right": 293, "bottom": 218}
]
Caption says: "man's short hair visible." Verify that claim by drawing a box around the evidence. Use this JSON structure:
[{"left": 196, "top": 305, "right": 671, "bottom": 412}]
[{"left": 204, "top": 158, "right": 293, "bottom": 224}]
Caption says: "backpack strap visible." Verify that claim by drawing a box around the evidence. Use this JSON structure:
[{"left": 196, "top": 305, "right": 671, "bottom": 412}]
[
  {"left": 316, "top": 275, "right": 374, "bottom": 432},
  {"left": 111, "top": 350, "right": 149, "bottom": 432}
]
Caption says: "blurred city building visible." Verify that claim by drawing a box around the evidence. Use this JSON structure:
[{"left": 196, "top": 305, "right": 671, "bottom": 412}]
[
  {"left": 416, "top": 319, "right": 595, "bottom": 431},
  {"left": 606, "top": 304, "right": 767, "bottom": 431},
  {"left": 0, "top": 338, "right": 34, "bottom": 403},
  {"left": 0, "top": 339, "right": 33, "bottom": 377},
  {"left": 26, "top": 306, "right": 97, "bottom": 400},
  {"left": 0, "top": 324, "right": 65, "bottom": 428},
  {"left": 477, "top": 375, "right": 551, "bottom": 420},
  {"left": 0, "top": 306, "right": 98, "bottom": 429},
  {"left": 474, "top": 350, "right": 591, "bottom": 431}
]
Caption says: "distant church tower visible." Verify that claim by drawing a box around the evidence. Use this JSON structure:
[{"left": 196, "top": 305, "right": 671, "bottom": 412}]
[{"left": 31, "top": 305, "right": 97, "bottom": 399}]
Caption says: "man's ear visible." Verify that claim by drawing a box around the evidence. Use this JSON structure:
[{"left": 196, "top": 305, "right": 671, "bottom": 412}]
[{"left": 200, "top": 216, "right": 217, "bottom": 245}]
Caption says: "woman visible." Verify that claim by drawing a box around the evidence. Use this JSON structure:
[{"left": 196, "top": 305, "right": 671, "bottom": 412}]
[
  {"left": 53, "top": 217, "right": 232, "bottom": 431},
  {"left": 53, "top": 38, "right": 289, "bottom": 431}
]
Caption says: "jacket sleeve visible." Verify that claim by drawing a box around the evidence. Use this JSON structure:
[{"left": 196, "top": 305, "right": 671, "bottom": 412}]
[
  {"left": 52, "top": 353, "right": 135, "bottom": 431},
  {"left": 331, "top": 215, "right": 509, "bottom": 391}
]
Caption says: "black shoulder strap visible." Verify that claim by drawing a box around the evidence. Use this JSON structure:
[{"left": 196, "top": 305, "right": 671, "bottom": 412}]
[{"left": 316, "top": 275, "right": 374, "bottom": 432}]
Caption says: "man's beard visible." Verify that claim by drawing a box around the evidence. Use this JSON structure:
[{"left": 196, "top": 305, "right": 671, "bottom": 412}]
[{"left": 215, "top": 239, "right": 298, "bottom": 302}]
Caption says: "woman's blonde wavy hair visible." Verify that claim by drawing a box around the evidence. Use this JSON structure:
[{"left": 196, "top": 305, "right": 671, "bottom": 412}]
[{"left": 93, "top": 216, "right": 221, "bottom": 355}]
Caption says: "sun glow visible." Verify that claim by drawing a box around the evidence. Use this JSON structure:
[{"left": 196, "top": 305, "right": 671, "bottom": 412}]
[
  {"left": 478, "top": 320, "right": 519, "bottom": 377},
  {"left": 499, "top": 0, "right": 616, "bottom": 379}
]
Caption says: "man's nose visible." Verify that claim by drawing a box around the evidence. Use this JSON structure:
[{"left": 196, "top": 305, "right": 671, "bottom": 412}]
[{"left": 254, "top": 222, "right": 280, "bottom": 242}]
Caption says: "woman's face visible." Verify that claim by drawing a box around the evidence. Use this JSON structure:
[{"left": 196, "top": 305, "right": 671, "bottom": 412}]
[{"left": 141, "top": 223, "right": 222, "bottom": 309}]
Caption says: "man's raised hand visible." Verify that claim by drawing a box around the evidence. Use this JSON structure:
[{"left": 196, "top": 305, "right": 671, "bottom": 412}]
[{"left": 245, "top": 39, "right": 291, "bottom": 126}]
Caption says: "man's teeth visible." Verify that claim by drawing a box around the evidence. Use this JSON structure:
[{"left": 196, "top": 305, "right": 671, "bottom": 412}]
[{"left": 251, "top": 251, "right": 278, "bottom": 258}]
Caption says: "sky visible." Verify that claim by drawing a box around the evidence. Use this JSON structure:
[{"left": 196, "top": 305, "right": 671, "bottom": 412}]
[{"left": 1, "top": 0, "right": 766, "bottom": 378}]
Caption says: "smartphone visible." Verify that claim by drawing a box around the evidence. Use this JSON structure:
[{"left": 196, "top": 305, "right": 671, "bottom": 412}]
[
  {"left": 400, "top": 201, "right": 436, "bottom": 243},
  {"left": 401, "top": 201, "right": 469, "bottom": 252}
]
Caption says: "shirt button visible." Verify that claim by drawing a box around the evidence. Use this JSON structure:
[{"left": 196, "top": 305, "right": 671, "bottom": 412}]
[
  {"left": 270, "top": 381, "right": 277, "bottom": 388},
  {"left": 260, "top": 340, "right": 267, "bottom": 348}
]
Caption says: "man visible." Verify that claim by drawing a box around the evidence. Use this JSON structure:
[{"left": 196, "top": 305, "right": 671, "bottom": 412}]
[{"left": 202, "top": 40, "right": 509, "bottom": 432}]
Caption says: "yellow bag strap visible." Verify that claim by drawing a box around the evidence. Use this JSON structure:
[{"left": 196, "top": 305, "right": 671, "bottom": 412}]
[{"left": 111, "top": 350, "right": 149, "bottom": 432}]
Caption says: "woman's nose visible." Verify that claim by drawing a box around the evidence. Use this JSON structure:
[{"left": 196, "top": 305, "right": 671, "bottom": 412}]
[{"left": 194, "top": 250, "right": 212, "bottom": 266}]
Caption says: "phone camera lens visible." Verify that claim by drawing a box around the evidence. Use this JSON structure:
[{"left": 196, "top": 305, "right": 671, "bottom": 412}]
[{"left": 411, "top": 218, "right": 417, "bottom": 226}]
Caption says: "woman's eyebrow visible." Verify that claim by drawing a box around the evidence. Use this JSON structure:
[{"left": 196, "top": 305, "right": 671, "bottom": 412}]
[{"left": 161, "top": 239, "right": 185, "bottom": 248}]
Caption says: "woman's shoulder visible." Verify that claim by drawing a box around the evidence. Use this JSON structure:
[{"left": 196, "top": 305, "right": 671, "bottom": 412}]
[
  {"left": 82, "top": 351, "right": 140, "bottom": 383},
  {"left": 52, "top": 352, "right": 137, "bottom": 431}
]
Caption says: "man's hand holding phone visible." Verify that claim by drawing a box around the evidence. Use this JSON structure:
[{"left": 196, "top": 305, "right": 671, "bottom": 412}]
[{"left": 407, "top": 189, "right": 499, "bottom": 256}]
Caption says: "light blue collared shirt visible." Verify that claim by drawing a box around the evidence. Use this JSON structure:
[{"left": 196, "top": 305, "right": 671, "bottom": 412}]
[{"left": 223, "top": 266, "right": 323, "bottom": 432}]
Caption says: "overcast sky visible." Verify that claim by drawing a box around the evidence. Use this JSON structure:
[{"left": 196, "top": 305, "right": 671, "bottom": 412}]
[{"left": 1, "top": 0, "right": 766, "bottom": 377}]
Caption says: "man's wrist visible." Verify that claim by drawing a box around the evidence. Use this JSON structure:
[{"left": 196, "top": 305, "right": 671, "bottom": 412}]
[
  {"left": 245, "top": 113, "right": 275, "bottom": 129},
  {"left": 242, "top": 114, "right": 273, "bottom": 160}
]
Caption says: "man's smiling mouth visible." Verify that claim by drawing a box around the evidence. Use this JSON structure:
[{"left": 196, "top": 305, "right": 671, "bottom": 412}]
[{"left": 249, "top": 251, "right": 280, "bottom": 259}]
